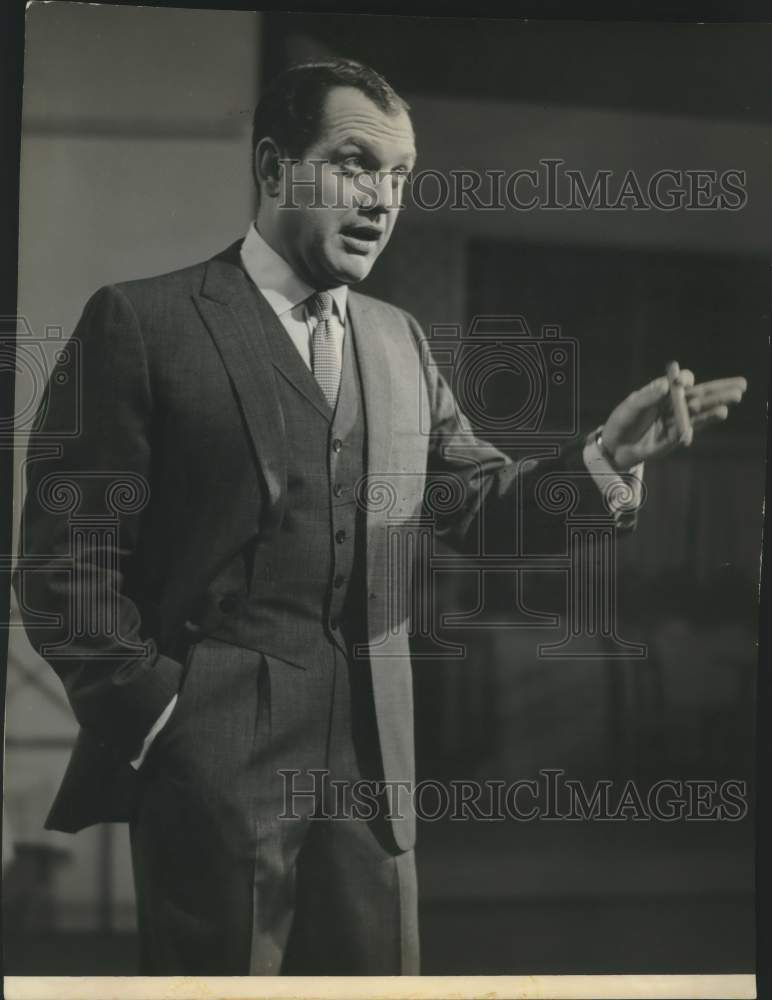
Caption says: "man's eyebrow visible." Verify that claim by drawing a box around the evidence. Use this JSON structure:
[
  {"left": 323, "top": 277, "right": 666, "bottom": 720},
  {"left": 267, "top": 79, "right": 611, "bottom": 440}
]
[{"left": 335, "top": 134, "right": 416, "bottom": 167}]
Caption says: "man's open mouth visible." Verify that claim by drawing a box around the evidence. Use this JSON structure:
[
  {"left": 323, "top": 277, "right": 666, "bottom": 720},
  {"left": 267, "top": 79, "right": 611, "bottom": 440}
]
[{"left": 340, "top": 225, "right": 382, "bottom": 253}]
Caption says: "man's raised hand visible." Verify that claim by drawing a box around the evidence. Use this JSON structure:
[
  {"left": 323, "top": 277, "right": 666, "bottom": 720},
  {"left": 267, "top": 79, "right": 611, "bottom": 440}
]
[{"left": 601, "top": 368, "right": 748, "bottom": 470}]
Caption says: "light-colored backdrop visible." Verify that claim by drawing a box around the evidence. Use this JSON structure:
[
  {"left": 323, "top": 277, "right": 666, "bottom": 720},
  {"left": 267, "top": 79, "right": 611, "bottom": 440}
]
[{"left": 9, "top": 2, "right": 260, "bottom": 930}]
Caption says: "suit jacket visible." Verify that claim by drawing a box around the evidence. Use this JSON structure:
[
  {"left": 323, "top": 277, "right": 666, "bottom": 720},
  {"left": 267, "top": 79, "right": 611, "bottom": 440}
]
[{"left": 13, "top": 239, "right": 598, "bottom": 850}]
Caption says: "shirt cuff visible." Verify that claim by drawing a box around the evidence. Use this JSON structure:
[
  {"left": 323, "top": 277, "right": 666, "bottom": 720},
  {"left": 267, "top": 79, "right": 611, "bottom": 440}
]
[
  {"left": 583, "top": 433, "right": 644, "bottom": 520},
  {"left": 129, "top": 694, "right": 178, "bottom": 770}
]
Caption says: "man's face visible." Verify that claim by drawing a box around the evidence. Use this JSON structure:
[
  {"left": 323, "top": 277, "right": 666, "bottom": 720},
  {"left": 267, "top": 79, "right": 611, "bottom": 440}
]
[{"left": 272, "top": 86, "right": 416, "bottom": 288}]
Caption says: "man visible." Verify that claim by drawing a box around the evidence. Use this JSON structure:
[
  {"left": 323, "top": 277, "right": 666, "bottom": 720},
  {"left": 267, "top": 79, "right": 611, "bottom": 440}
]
[{"left": 13, "top": 59, "right": 746, "bottom": 975}]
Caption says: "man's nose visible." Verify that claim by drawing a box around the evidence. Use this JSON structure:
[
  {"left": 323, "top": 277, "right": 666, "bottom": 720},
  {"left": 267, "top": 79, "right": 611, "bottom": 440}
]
[{"left": 353, "top": 171, "right": 399, "bottom": 214}]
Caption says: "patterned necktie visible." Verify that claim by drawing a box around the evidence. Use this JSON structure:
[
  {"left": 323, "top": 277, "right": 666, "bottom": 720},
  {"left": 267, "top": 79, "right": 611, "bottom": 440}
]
[{"left": 306, "top": 291, "right": 341, "bottom": 409}]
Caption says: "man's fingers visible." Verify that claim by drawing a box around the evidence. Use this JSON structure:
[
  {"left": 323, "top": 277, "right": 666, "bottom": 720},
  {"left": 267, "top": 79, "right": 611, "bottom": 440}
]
[
  {"left": 627, "top": 372, "right": 745, "bottom": 422},
  {"left": 686, "top": 382, "right": 747, "bottom": 414},
  {"left": 687, "top": 392, "right": 743, "bottom": 416},
  {"left": 691, "top": 404, "right": 729, "bottom": 428},
  {"left": 685, "top": 376, "right": 747, "bottom": 400},
  {"left": 662, "top": 404, "right": 730, "bottom": 437},
  {"left": 661, "top": 407, "right": 727, "bottom": 454}
]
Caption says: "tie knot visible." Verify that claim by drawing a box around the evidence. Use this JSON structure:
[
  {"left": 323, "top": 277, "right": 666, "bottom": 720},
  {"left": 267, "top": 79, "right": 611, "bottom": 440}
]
[{"left": 307, "top": 291, "right": 334, "bottom": 324}]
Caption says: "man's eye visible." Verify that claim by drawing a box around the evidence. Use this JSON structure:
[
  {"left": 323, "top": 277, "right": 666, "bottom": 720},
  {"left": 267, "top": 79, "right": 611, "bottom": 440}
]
[{"left": 340, "top": 155, "right": 365, "bottom": 173}]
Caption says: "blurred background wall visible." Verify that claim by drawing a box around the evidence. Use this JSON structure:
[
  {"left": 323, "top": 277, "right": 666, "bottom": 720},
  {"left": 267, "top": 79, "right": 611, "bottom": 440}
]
[
  {"left": 6, "top": 1, "right": 260, "bottom": 961},
  {"left": 6, "top": 5, "right": 770, "bottom": 975}
]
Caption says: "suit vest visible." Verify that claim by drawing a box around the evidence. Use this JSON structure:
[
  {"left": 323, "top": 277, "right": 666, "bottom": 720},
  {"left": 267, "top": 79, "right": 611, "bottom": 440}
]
[{"left": 203, "top": 302, "right": 368, "bottom": 671}]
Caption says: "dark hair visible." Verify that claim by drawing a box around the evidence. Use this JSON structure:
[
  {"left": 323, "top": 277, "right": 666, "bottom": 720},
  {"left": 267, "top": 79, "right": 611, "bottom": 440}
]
[{"left": 251, "top": 58, "right": 410, "bottom": 187}]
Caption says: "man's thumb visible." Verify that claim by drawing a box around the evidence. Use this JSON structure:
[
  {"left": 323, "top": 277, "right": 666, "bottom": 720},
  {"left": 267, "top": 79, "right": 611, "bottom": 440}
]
[{"left": 635, "top": 376, "right": 670, "bottom": 406}]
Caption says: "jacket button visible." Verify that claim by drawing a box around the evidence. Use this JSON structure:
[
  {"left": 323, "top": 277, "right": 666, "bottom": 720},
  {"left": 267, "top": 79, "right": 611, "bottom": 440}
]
[
  {"left": 329, "top": 616, "right": 339, "bottom": 630},
  {"left": 333, "top": 484, "right": 346, "bottom": 498},
  {"left": 219, "top": 594, "right": 239, "bottom": 613},
  {"left": 183, "top": 619, "right": 202, "bottom": 634},
  {"left": 332, "top": 438, "right": 343, "bottom": 453},
  {"left": 335, "top": 529, "right": 346, "bottom": 544},
  {"left": 369, "top": 592, "right": 377, "bottom": 601},
  {"left": 334, "top": 574, "right": 345, "bottom": 589}
]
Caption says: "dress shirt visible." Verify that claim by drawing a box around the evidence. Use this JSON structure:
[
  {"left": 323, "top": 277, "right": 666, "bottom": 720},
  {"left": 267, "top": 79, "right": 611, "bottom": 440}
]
[{"left": 240, "top": 222, "right": 347, "bottom": 370}]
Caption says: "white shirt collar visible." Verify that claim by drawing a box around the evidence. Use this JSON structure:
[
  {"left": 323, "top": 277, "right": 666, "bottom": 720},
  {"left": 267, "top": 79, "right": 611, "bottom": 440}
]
[{"left": 240, "top": 222, "right": 347, "bottom": 321}]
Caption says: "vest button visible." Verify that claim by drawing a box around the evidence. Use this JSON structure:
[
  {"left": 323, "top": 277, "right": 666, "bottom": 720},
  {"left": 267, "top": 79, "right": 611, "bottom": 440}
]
[
  {"left": 334, "top": 574, "right": 345, "bottom": 589},
  {"left": 333, "top": 484, "right": 346, "bottom": 498},
  {"left": 332, "top": 438, "right": 343, "bottom": 453},
  {"left": 335, "top": 529, "right": 346, "bottom": 544},
  {"left": 219, "top": 594, "right": 239, "bottom": 613}
]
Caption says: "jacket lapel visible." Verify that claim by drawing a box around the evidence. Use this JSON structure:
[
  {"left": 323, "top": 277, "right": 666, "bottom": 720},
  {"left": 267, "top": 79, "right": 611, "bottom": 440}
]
[
  {"left": 192, "top": 251, "right": 398, "bottom": 547},
  {"left": 261, "top": 310, "right": 333, "bottom": 422},
  {"left": 193, "top": 242, "right": 287, "bottom": 536},
  {"left": 347, "top": 291, "right": 393, "bottom": 495}
]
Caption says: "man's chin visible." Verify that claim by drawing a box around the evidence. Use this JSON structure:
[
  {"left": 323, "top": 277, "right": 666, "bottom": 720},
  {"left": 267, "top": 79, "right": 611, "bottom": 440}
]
[{"left": 326, "top": 253, "right": 376, "bottom": 286}]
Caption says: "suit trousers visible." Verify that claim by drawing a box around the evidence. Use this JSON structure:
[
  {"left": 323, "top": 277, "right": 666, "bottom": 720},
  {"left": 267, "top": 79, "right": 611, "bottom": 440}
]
[{"left": 129, "top": 636, "right": 419, "bottom": 975}]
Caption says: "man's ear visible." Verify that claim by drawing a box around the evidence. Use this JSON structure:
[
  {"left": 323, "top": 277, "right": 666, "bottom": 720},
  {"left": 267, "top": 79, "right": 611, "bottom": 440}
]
[{"left": 254, "top": 137, "right": 283, "bottom": 198}]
